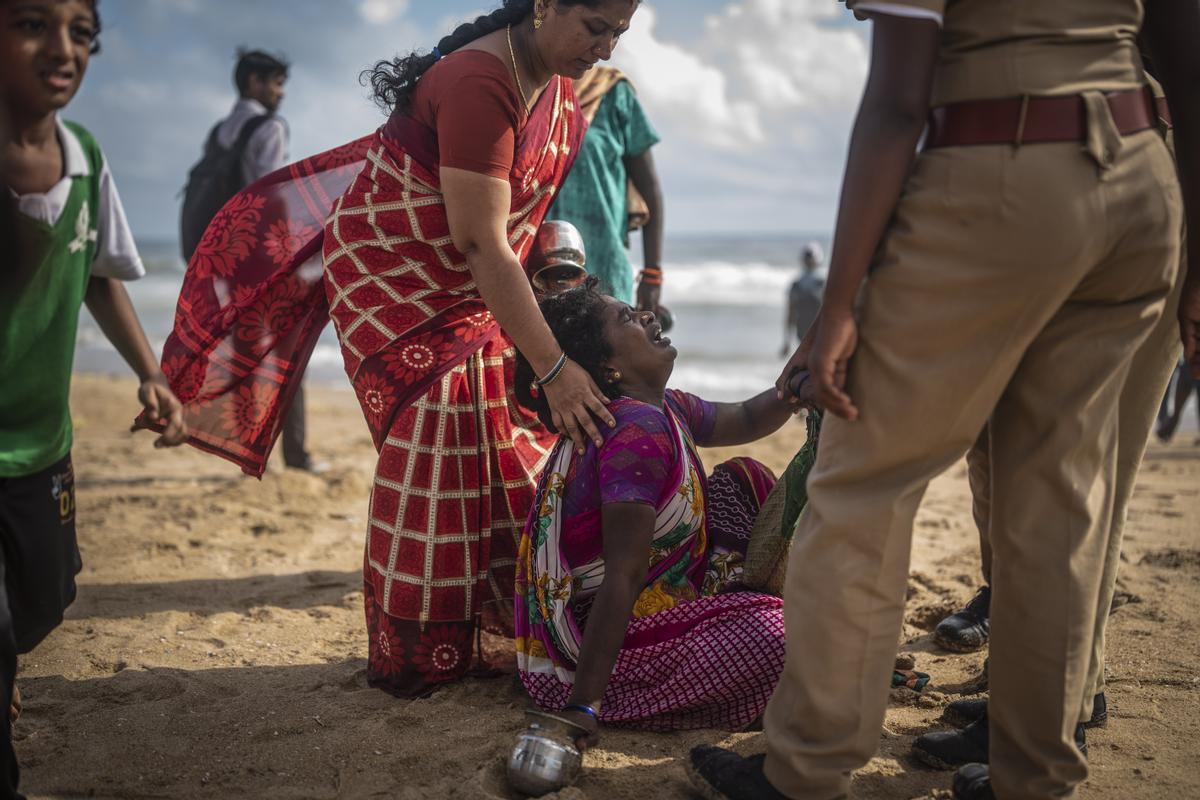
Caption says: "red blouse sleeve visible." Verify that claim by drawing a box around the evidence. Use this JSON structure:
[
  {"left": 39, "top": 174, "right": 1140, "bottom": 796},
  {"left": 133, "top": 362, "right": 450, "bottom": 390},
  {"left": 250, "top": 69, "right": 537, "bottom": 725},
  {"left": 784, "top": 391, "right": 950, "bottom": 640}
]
[{"left": 411, "top": 51, "right": 522, "bottom": 180}]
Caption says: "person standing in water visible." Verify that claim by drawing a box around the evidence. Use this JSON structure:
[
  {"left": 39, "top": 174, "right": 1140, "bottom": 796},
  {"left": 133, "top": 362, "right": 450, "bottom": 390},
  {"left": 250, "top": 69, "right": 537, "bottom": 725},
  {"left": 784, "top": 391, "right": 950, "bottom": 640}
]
[{"left": 780, "top": 241, "right": 825, "bottom": 356}]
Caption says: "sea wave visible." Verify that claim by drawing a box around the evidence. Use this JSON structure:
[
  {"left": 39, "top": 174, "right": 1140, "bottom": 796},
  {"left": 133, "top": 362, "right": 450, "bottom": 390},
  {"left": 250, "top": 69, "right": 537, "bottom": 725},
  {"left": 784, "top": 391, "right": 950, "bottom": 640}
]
[{"left": 665, "top": 261, "right": 796, "bottom": 308}]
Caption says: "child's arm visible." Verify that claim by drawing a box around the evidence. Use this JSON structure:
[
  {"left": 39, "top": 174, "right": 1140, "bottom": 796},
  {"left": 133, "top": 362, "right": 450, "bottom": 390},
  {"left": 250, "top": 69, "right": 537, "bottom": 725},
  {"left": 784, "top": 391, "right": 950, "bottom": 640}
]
[{"left": 84, "top": 277, "right": 186, "bottom": 447}]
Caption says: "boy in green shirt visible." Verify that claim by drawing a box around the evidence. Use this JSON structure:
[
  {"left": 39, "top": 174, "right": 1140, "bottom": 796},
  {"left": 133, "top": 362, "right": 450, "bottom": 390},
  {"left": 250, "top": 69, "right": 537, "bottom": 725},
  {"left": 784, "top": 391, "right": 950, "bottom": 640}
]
[{"left": 0, "top": 1, "right": 185, "bottom": 795}]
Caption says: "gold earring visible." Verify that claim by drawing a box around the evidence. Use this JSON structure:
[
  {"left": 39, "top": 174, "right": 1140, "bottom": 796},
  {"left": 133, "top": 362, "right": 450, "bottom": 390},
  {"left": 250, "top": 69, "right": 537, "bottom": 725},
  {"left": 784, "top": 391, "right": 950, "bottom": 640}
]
[
  {"left": 611, "top": 371, "right": 622, "bottom": 383},
  {"left": 534, "top": 15, "right": 544, "bottom": 29}
]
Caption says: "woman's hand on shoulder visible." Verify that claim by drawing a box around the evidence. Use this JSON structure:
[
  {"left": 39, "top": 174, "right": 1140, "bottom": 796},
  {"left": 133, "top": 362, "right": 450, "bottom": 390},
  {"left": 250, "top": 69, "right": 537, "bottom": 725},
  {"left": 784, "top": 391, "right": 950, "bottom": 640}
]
[{"left": 543, "top": 360, "right": 616, "bottom": 453}]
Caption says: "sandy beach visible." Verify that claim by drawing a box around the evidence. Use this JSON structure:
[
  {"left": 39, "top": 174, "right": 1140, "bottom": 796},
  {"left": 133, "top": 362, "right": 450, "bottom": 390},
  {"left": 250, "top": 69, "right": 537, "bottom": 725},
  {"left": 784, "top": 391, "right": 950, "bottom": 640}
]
[{"left": 17, "top": 374, "right": 1199, "bottom": 799}]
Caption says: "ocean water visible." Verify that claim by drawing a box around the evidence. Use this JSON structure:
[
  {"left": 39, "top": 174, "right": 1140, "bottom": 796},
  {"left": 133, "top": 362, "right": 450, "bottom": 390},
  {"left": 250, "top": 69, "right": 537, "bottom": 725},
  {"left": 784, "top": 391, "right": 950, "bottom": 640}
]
[
  {"left": 74, "top": 234, "right": 1200, "bottom": 434},
  {"left": 75, "top": 233, "right": 826, "bottom": 403}
]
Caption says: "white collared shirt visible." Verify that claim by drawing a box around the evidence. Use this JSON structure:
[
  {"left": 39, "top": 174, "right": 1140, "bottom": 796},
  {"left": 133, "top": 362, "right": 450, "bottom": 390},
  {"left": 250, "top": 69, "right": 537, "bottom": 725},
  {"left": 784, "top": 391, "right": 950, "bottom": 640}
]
[
  {"left": 11, "top": 117, "right": 144, "bottom": 281},
  {"left": 852, "top": 2, "right": 944, "bottom": 26},
  {"left": 215, "top": 97, "right": 290, "bottom": 185}
]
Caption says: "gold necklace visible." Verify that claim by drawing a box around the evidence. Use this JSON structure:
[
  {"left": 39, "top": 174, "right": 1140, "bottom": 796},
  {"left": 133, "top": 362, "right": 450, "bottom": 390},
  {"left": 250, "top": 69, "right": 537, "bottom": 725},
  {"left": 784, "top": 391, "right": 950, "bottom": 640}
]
[{"left": 506, "top": 24, "right": 531, "bottom": 112}]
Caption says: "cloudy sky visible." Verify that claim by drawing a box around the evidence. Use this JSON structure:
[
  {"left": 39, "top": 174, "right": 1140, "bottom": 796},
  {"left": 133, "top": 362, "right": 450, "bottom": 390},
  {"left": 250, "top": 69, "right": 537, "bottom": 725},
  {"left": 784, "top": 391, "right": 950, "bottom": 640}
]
[{"left": 71, "top": 0, "right": 870, "bottom": 241}]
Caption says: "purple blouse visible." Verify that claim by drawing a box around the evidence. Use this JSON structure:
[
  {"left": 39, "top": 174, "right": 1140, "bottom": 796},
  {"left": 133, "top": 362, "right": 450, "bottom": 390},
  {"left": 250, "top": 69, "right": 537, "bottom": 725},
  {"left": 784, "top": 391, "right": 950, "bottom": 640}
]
[{"left": 554, "top": 389, "right": 716, "bottom": 567}]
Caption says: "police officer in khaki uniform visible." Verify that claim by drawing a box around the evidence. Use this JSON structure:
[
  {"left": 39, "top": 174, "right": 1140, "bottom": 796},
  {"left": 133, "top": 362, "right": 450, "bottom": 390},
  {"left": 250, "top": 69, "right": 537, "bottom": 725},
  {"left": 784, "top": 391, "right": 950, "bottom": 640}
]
[
  {"left": 686, "top": 1, "right": 1200, "bottom": 799},
  {"left": 915, "top": 72, "right": 1188, "bottom": 770}
]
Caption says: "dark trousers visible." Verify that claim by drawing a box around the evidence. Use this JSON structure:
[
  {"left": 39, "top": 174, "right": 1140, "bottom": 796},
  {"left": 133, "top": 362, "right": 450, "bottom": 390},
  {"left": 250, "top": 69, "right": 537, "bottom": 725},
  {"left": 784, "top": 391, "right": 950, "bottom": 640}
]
[
  {"left": 281, "top": 382, "right": 309, "bottom": 469},
  {"left": 0, "top": 453, "right": 83, "bottom": 800}
]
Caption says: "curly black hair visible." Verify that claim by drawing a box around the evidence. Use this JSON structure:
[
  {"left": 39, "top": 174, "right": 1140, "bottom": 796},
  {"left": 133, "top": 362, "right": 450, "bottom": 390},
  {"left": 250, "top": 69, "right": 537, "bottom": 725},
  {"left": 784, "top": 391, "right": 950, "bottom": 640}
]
[
  {"left": 363, "top": 0, "right": 621, "bottom": 113},
  {"left": 514, "top": 277, "right": 622, "bottom": 433}
]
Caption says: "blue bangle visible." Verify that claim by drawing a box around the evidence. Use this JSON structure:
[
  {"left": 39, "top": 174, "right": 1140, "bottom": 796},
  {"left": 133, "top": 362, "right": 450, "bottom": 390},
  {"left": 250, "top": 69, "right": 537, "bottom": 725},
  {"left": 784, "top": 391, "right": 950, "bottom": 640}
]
[
  {"left": 563, "top": 703, "right": 599, "bottom": 721},
  {"left": 534, "top": 353, "right": 569, "bottom": 388}
]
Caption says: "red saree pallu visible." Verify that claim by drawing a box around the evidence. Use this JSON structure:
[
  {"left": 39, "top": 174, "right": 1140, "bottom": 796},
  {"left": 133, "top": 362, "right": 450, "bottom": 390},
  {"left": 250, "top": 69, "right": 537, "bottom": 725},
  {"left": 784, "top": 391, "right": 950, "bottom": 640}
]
[
  {"left": 139, "top": 138, "right": 375, "bottom": 472},
  {"left": 146, "top": 77, "right": 585, "bottom": 697}
]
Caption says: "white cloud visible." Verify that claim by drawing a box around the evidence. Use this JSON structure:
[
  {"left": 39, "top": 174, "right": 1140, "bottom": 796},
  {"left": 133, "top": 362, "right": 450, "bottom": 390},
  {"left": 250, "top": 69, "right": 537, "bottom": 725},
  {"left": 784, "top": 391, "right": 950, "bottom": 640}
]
[
  {"left": 701, "top": 0, "right": 868, "bottom": 113},
  {"left": 612, "top": 5, "right": 762, "bottom": 150},
  {"left": 608, "top": 0, "right": 869, "bottom": 230},
  {"left": 73, "top": 0, "right": 871, "bottom": 238},
  {"left": 359, "top": 0, "right": 409, "bottom": 25}
]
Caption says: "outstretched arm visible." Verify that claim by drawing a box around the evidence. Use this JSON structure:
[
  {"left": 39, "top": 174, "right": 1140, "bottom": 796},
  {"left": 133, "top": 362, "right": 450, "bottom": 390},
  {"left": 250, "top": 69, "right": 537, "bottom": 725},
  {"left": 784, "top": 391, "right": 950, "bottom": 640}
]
[
  {"left": 84, "top": 277, "right": 186, "bottom": 447},
  {"left": 703, "top": 383, "right": 815, "bottom": 448}
]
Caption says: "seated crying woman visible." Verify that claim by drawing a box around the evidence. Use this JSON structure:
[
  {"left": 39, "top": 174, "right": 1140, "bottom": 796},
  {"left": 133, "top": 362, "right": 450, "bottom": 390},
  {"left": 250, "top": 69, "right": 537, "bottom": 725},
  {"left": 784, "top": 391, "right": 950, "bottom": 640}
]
[{"left": 512, "top": 277, "right": 814, "bottom": 745}]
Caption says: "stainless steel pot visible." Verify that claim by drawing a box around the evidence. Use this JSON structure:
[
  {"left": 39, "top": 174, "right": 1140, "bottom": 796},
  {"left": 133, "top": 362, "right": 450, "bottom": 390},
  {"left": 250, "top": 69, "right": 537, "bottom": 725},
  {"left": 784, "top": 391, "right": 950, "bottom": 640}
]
[
  {"left": 507, "top": 710, "right": 585, "bottom": 796},
  {"left": 530, "top": 221, "right": 588, "bottom": 294}
]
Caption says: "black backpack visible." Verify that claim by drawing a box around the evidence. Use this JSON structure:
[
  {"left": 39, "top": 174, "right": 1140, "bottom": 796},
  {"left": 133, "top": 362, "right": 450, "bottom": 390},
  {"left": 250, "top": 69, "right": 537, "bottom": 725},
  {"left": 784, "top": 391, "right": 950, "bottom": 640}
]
[{"left": 179, "top": 114, "right": 272, "bottom": 261}]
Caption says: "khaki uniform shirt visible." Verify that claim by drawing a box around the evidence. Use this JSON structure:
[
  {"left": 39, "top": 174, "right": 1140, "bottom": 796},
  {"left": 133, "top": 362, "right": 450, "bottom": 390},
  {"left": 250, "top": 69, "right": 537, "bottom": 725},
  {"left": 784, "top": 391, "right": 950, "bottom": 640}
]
[{"left": 846, "top": 0, "right": 1148, "bottom": 106}]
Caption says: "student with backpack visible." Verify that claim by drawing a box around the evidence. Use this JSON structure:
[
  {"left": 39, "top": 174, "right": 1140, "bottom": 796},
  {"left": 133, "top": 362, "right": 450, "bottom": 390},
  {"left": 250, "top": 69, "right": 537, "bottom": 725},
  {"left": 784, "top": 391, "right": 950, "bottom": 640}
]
[
  {"left": 181, "top": 49, "right": 316, "bottom": 471},
  {"left": 1, "top": 1, "right": 186, "bottom": 795}
]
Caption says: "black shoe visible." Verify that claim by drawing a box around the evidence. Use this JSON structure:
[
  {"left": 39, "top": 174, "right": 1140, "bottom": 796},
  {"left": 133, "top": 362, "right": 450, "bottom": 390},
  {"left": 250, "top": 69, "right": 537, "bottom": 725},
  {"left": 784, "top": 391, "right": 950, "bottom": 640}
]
[
  {"left": 943, "top": 697, "right": 988, "bottom": 728},
  {"left": 685, "top": 746, "right": 789, "bottom": 800},
  {"left": 1084, "top": 692, "right": 1108, "bottom": 729},
  {"left": 952, "top": 763, "right": 995, "bottom": 800},
  {"left": 944, "top": 692, "right": 1106, "bottom": 730},
  {"left": 285, "top": 453, "right": 313, "bottom": 471},
  {"left": 913, "top": 717, "right": 989, "bottom": 770},
  {"left": 934, "top": 586, "right": 991, "bottom": 652},
  {"left": 916, "top": 712, "right": 1087, "bottom": 769}
]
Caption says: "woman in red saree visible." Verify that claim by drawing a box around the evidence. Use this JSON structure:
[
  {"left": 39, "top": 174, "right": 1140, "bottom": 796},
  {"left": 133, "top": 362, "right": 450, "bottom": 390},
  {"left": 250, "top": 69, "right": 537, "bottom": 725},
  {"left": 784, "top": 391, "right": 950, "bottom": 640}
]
[{"left": 147, "top": 0, "right": 643, "bottom": 697}]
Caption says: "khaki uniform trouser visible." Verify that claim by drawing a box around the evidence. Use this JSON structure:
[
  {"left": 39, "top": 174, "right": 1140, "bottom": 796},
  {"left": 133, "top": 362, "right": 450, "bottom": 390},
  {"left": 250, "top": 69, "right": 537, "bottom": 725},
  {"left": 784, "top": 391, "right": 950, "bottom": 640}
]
[
  {"left": 763, "top": 114, "right": 1181, "bottom": 800},
  {"left": 968, "top": 243, "right": 1183, "bottom": 722}
]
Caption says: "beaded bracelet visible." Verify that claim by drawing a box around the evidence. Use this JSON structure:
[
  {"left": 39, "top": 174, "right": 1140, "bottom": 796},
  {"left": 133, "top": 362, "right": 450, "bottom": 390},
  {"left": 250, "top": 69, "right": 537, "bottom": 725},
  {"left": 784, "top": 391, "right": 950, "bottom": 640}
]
[
  {"left": 639, "top": 266, "right": 663, "bottom": 287},
  {"left": 529, "top": 352, "right": 568, "bottom": 398}
]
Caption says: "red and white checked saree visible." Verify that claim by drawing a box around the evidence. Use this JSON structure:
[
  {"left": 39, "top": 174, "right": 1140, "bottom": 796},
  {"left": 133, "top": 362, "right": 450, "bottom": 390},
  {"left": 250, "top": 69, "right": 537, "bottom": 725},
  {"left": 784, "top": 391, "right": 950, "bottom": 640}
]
[
  {"left": 329, "top": 78, "right": 584, "bottom": 695},
  {"left": 148, "top": 76, "right": 585, "bottom": 697}
]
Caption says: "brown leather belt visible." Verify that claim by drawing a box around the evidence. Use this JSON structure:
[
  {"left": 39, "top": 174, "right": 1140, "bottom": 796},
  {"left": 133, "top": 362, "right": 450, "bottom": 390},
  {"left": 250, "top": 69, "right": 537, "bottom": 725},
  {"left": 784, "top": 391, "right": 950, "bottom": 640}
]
[{"left": 925, "top": 86, "right": 1173, "bottom": 149}]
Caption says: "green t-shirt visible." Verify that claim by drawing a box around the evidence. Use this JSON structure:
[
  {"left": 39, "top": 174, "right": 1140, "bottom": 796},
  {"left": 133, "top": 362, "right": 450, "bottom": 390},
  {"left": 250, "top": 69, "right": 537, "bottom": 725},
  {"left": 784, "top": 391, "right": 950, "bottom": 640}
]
[
  {"left": 548, "top": 81, "right": 660, "bottom": 304},
  {"left": 0, "top": 122, "right": 102, "bottom": 477}
]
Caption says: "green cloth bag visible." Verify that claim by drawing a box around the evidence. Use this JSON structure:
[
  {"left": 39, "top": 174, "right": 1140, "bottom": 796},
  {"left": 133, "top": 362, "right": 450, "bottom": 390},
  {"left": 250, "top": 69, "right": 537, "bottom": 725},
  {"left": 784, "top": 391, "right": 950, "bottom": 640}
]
[{"left": 742, "top": 411, "right": 821, "bottom": 596}]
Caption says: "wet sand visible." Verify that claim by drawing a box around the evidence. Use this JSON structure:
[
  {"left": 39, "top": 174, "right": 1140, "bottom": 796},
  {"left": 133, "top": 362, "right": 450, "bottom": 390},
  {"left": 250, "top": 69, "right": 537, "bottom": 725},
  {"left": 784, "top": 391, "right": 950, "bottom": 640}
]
[{"left": 18, "top": 374, "right": 1200, "bottom": 799}]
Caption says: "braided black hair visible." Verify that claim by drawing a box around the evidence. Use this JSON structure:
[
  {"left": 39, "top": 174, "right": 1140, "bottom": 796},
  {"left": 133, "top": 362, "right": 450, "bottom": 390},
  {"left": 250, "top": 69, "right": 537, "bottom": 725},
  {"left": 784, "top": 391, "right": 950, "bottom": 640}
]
[
  {"left": 515, "top": 277, "right": 622, "bottom": 433},
  {"left": 364, "top": 0, "right": 609, "bottom": 112}
]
